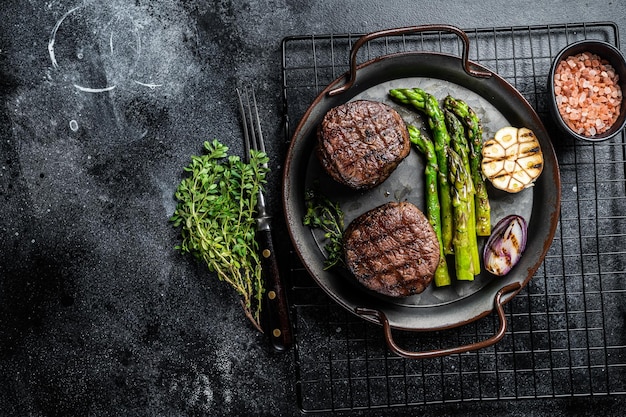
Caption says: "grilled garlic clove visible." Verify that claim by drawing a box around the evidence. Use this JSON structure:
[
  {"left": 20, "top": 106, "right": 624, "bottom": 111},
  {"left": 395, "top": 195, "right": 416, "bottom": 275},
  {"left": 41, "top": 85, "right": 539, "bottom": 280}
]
[{"left": 481, "top": 126, "right": 544, "bottom": 193}]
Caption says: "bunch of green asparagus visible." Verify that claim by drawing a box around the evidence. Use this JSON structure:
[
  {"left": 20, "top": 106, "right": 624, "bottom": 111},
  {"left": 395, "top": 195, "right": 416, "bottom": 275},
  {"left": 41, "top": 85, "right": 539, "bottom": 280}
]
[{"left": 389, "top": 88, "right": 491, "bottom": 285}]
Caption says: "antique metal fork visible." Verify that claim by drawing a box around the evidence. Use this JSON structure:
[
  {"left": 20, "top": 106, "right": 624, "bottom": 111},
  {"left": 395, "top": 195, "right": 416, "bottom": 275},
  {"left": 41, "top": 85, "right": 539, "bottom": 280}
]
[{"left": 236, "top": 85, "right": 293, "bottom": 352}]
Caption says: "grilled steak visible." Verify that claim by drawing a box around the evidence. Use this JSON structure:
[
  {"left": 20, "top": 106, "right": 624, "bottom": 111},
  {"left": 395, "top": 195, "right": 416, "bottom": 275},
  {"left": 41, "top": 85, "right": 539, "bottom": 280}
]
[
  {"left": 317, "top": 100, "right": 410, "bottom": 190},
  {"left": 344, "top": 201, "right": 439, "bottom": 297}
]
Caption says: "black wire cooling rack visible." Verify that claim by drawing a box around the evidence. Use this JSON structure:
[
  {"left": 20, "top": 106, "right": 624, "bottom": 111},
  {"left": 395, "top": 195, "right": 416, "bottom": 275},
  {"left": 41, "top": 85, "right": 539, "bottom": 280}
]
[{"left": 280, "top": 22, "right": 626, "bottom": 413}]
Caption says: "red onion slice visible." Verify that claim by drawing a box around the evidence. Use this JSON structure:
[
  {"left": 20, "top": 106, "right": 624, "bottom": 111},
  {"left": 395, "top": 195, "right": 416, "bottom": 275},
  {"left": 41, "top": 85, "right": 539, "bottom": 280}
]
[{"left": 483, "top": 215, "right": 528, "bottom": 276}]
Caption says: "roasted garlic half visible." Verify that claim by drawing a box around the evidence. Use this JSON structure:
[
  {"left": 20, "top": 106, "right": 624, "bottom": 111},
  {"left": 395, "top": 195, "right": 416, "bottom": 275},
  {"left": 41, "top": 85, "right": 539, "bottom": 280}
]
[{"left": 481, "top": 126, "right": 544, "bottom": 193}]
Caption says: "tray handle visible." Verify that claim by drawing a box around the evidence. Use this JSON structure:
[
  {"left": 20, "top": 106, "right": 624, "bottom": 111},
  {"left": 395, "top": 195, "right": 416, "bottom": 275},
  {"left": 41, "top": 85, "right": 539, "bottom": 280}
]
[
  {"left": 328, "top": 24, "right": 492, "bottom": 97},
  {"left": 355, "top": 282, "right": 522, "bottom": 359}
]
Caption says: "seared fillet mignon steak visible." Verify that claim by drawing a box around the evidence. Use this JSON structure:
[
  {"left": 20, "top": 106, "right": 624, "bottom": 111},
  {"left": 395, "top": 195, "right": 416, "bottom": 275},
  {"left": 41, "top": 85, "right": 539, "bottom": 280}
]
[
  {"left": 344, "top": 201, "right": 439, "bottom": 297},
  {"left": 317, "top": 100, "right": 410, "bottom": 190}
]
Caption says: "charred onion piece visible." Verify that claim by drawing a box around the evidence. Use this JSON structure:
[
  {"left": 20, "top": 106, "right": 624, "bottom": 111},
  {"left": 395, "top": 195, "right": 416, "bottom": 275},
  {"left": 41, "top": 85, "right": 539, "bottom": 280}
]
[
  {"left": 483, "top": 215, "right": 528, "bottom": 276},
  {"left": 481, "top": 126, "right": 543, "bottom": 193}
]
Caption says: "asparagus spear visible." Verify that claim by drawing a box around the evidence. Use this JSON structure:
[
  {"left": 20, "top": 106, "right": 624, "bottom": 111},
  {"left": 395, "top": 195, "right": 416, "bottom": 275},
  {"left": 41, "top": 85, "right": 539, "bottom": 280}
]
[
  {"left": 407, "top": 125, "right": 451, "bottom": 287},
  {"left": 447, "top": 147, "right": 474, "bottom": 281},
  {"left": 389, "top": 88, "right": 454, "bottom": 255},
  {"left": 443, "top": 109, "right": 480, "bottom": 276},
  {"left": 443, "top": 95, "right": 491, "bottom": 236}
]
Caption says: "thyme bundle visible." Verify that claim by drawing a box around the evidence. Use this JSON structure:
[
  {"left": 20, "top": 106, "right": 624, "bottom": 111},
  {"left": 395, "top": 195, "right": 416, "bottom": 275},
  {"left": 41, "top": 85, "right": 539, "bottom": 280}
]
[{"left": 171, "top": 140, "right": 269, "bottom": 331}]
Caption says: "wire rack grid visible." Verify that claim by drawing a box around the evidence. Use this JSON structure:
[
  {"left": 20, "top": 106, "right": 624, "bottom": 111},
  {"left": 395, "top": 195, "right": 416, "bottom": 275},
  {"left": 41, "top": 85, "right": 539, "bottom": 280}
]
[{"left": 280, "top": 22, "right": 626, "bottom": 413}]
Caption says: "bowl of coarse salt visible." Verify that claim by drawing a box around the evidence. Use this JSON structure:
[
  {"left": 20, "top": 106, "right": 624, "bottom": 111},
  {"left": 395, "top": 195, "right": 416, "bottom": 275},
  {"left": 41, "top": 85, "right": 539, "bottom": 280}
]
[{"left": 549, "top": 40, "right": 626, "bottom": 141}]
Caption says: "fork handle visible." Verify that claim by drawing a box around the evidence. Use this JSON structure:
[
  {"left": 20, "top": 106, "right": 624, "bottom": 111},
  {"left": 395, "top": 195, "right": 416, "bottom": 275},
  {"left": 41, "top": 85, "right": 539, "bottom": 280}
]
[{"left": 257, "top": 228, "right": 293, "bottom": 352}]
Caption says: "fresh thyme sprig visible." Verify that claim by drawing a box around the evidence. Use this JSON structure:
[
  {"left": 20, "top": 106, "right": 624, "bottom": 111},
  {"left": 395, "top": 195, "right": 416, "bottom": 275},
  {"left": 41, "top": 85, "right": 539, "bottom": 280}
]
[
  {"left": 171, "top": 139, "right": 269, "bottom": 332},
  {"left": 303, "top": 184, "right": 345, "bottom": 269}
]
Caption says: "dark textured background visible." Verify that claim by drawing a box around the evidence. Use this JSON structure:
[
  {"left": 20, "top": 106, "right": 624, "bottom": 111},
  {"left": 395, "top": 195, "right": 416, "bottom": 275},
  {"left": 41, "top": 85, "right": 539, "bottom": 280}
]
[{"left": 1, "top": 0, "right": 625, "bottom": 416}]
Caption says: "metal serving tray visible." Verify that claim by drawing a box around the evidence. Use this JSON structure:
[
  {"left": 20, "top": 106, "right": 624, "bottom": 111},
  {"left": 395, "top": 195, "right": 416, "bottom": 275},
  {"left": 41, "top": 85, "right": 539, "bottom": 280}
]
[{"left": 281, "top": 22, "right": 626, "bottom": 413}]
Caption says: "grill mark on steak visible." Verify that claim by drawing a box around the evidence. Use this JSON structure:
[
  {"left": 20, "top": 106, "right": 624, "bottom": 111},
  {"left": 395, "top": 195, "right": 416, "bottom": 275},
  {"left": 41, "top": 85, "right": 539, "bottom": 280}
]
[
  {"left": 317, "top": 100, "right": 410, "bottom": 190},
  {"left": 344, "top": 201, "right": 440, "bottom": 297}
]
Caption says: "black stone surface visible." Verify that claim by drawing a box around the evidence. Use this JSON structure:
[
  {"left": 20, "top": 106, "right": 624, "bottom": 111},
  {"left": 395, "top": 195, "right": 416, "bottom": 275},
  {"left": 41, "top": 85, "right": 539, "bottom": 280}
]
[{"left": 1, "top": 1, "right": 625, "bottom": 416}]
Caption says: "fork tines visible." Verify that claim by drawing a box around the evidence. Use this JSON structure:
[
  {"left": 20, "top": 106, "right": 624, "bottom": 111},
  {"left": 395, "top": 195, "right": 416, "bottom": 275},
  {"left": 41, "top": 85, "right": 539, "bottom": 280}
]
[{"left": 236, "top": 85, "right": 267, "bottom": 163}]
